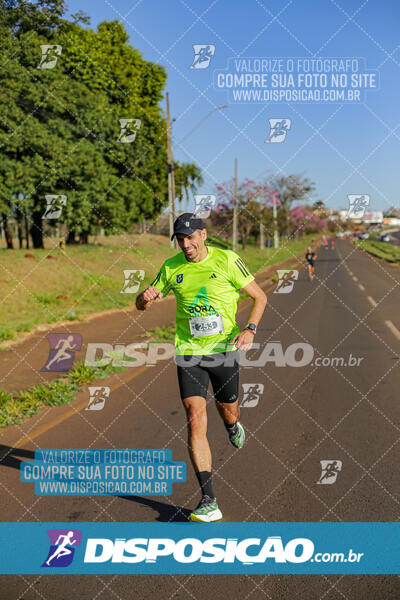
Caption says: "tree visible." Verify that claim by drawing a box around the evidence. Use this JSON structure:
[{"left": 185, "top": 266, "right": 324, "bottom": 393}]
[
  {"left": 213, "top": 178, "right": 261, "bottom": 250},
  {"left": 0, "top": 4, "right": 171, "bottom": 247},
  {"left": 270, "top": 174, "right": 315, "bottom": 208},
  {"left": 174, "top": 161, "right": 203, "bottom": 213}
]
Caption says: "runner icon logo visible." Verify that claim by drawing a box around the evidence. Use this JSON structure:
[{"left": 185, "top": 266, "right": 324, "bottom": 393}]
[
  {"left": 189, "top": 45, "right": 215, "bottom": 69},
  {"left": 274, "top": 269, "right": 299, "bottom": 294},
  {"left": 42, "top": 529, "right": 82, "bottom": 568},
  {"left": 240, "top": 383, "right": 264, "bottom": 407},
  {"left": 265, "top": 118, "right": 291, "bottom": 143},
  {"left": 120, "top": 270, "right": 145, "bottom": 294},
  {"left": 317, "top": 460, "right": 342, "bottom": 485},
  {"left": 86, "top": 386, "right": 110, "bottom": 411},
  {"left": 42, "top": 195, "right": 67, "bottom": 219},
  {"left": 117, "top": 119, "right": 141, "bottom": 143},
  {"left": 347, "top": 194, "right": 370, "bottom": 218},
  {"left": 41, "top": 333, "right": 82, "bottom": 372},
  {"left": 37, "top": 44, "right": 62, "bottom": 69},
  {"left": 194, "top": 194, "right": 216, "bottom": 218}
]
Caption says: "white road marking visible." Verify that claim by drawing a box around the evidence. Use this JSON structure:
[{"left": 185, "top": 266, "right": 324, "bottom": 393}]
[
  {"left": 352, "top": 276, "right": 358, "bottom": 282},
  {"left": 367, "top": 296, "right": 377, "bottom": 307},
  {"left": 358, "top": 283, "right": 366, "bottom": 291},
  {"left": 385, "top": 320, "right": 400, "bottom": 341}
]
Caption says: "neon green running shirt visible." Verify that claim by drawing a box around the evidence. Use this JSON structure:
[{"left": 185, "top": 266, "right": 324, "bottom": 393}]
[{"left": 149, "top": 246, "right": 254, "bottom": 355}]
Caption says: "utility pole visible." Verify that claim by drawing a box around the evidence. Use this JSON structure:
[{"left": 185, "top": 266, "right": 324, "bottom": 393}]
[
  {"left": 273, "top": 197, "right": 279, "bottom": 248},
  {"left": 232, "top": 158, "right": 238, "bottom": 251},
  {"left": 166, "top": 92, "right": 176, "bottom": 247}
]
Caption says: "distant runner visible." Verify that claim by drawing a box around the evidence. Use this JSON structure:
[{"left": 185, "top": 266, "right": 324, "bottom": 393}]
[
  {"left": 136, "top": 214, "right": 267, "bottom": 522},
  {"left": 322, "top": 235, "right": 329, "bottom": 250},
  {"left": 305, "top": 246, "right": 316, "bottom": 280},
  {"left": 330, "top": 237, "right": 335, "bottom": 250}
]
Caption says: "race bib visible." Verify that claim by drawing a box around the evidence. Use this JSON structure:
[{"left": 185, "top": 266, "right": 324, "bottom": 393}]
[{"left": 189, "top": 313, "right": 224, "bottom": 337}]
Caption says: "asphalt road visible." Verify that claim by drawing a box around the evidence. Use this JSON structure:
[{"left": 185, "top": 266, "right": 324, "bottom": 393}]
[{"left": 0, "top": 239, "right": 399, "bottom": 599}]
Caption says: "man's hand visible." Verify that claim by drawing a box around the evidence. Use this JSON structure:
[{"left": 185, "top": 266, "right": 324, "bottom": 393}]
[
  {"left": 231, "top": 329, "right": 255, "bottom": 351},
  {"left": 136, "top": 286, "right": 163, "bottom": 311}
]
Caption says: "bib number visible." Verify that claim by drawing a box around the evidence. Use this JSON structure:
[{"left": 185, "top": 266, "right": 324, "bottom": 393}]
[{"left": 189, "top": 313, "right": 224, "bottom": 337}]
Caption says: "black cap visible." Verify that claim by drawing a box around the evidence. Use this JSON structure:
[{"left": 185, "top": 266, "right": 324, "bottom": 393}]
[{"left": 171, "top": 213, "right": 205, "bottom": 240}]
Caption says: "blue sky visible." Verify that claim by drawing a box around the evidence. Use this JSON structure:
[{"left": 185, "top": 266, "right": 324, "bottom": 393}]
[{"left": 66, "top": 0, "right": 399, "bottom": 211}]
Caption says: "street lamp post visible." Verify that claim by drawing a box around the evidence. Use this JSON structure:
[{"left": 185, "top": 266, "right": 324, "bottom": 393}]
[{"left": 166, "top": 100, "right": 228, "bottom": 244}]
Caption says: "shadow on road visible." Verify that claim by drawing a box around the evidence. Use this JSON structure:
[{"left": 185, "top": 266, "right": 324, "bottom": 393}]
[
  {"left": 0, "top": 444, "right": 34, "bottom": 468},
  {"left": 119, "top": 495, "right": 191, "bottom": 522}
]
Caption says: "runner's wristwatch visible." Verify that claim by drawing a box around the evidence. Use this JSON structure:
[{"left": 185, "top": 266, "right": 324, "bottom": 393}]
[{"left": 245, "top": 323, "right": 257, "bottom": 335}]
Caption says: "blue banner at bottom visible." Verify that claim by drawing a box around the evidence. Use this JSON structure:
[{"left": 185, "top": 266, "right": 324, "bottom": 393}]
[{"left": 0, "top": 522, "right": 398, "bottom": 574}]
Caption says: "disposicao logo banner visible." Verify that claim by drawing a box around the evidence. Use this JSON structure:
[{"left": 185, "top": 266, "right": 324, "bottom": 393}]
[{"left": 0, "top": 523, "right": 399, "bottom": 574}]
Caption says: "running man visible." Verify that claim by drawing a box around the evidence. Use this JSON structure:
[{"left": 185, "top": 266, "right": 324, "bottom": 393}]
[
  {"left": 136, "top": 214, "right": 267, "bottom": 522},
  {"left": 305, "top": 246, "right": 316, "bottom": 280},
  {"left": 45, "top": 531, "right": 77, "bottom": 566},
  {"left": 45, "top": 335, "right": 76, "bottom": 371}
]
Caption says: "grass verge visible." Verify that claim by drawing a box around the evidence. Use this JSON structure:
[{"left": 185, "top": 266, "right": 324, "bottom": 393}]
[
  {"left": 0, "top": 233, "right": 315, "bottom": 346},
  {"left": 355, "top": 240, "right": 400, "bottom": 263},
  {"left": 0, "top": 361, "right": 125, "bottom": 429}
]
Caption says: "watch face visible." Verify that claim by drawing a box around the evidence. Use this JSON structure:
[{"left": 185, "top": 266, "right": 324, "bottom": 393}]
[{"left": 247, "top": 324, "right": 256, "bottom": 331}]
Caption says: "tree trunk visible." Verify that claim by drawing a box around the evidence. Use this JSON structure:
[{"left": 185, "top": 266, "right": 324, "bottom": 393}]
[
  {"left": 16, "top": 212, "right": 23, "bottom": 249},
  {"left": 1, "top": 214, "right": 14, "bottom": 249},
  {"left": 30, "top": 211, "right": 44, "bottom": 248},
  {"left": 25, "top": 215, "right": 29, "bottom": 249},
  {"left": 259, "top": 220, "right": 265, "bottom": 249},
  {"left": 66, "top": 230, "right": 77, "bottom": 244},
  {"left": 79, "top": 231, "right": 89, "bottom": 244},
  {"left": 185, "top": 187, "right": 189, "bottom": 212}
]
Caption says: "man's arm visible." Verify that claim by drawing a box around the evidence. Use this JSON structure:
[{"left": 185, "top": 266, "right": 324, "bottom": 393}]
[
  {"left": 232, "top": 280, "right": 267, "bottom": 350},
  {"left": 136, "top": 286, "right": 163, "bottom": 311}
]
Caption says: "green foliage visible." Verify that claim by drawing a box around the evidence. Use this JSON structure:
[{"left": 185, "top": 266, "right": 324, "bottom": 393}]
[
  {"left": 355, "top": 240, "right": 400, "bottom": 263},
  {"left": 0, "top": 2, "right": 179, "bottom": 248},
  {"left": 0, "top": 328, "right": 15, "bottom": 342},
  {"left": 0, "top": 379, "right": 78, "bottom": 427},
  {"left": 33, "top": 292, "right": 60, "bottom": 306}
]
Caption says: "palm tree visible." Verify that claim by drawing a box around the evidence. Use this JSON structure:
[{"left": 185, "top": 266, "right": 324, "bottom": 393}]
[{"left": 184, "top": 163, "right": 203, "bottom": 212}]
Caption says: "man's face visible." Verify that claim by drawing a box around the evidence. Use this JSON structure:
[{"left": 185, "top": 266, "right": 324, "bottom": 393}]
[{"left": 176, "top": 229, "right": 206, "bottom": 260}]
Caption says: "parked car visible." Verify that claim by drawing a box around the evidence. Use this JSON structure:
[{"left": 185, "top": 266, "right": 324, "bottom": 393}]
[{"left": 380, "top": 234, "right": 390, "bottom": 242}]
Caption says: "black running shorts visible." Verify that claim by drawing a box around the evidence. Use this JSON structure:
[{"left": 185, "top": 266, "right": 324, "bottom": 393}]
[{"left": 176, "top": 351, "right": 239, "bottom": 403}]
